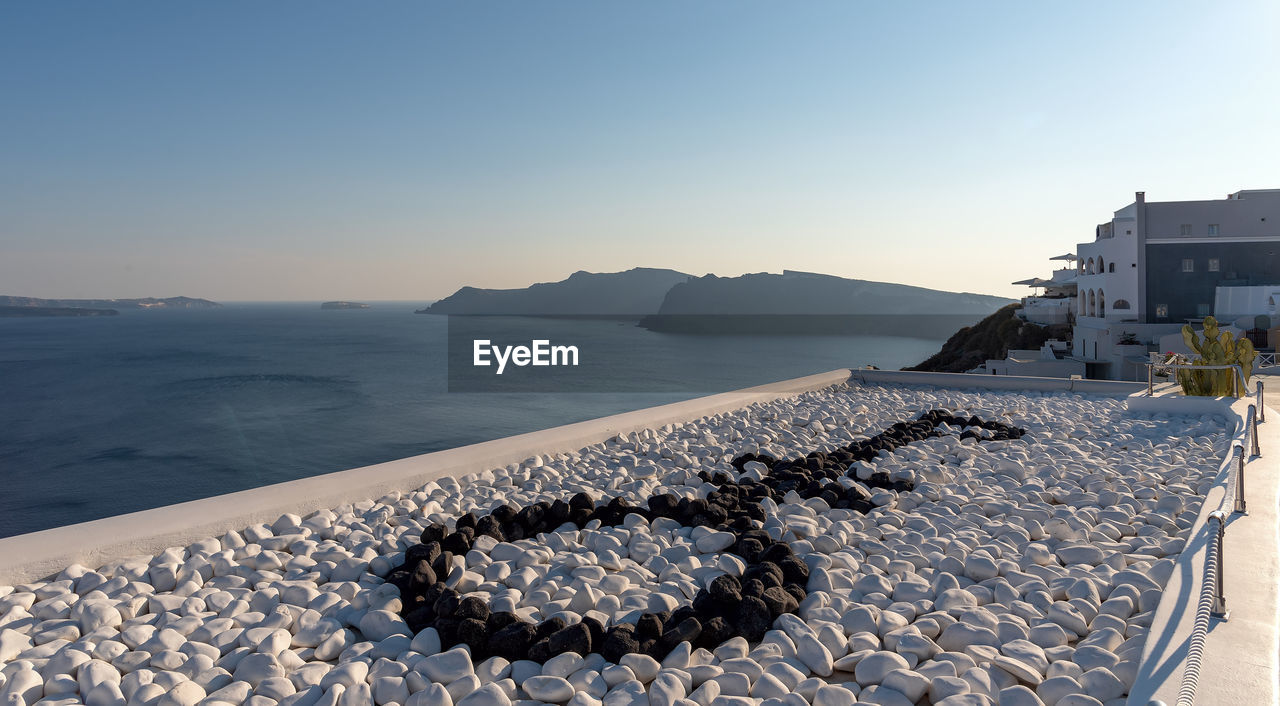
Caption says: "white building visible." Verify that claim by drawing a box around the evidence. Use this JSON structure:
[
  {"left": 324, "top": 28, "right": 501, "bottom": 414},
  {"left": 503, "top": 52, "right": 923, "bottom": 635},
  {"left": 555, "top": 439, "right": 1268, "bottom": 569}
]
[
  {"left": 994, "top": 189, "right": 1280, "bottom": 381},
  {"left": 1013, "top": 253, "right": 1078, "bottom": 326},
  {"left": 1073, "top": 189, "right": 1280, "bottom": 380}
]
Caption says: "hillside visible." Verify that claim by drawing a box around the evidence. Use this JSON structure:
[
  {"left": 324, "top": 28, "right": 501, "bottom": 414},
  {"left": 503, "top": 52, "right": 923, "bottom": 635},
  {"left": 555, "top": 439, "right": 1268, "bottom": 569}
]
[
  {"left": 644, "top": 271, "right": 1011, "bottom": 315},
  {"left": 904, "top": 303, "right": 1069, "bottom": 372},
  {"left": 418, "top": 268, "right": 691, "bottom": 315},
  {"left": 637, "top": 271, "right": 1012, "bottom": 334}
]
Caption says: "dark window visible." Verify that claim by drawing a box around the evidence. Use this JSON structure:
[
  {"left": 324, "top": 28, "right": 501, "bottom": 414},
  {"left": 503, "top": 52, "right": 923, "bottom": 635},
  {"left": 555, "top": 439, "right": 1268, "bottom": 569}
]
[
  {"left": 1113, "top": 299, "right": 1131, "bottom": 309},
  {"left": 1108, "top": 263, "right": 1115, "bottom": 273},
  {"left": 1181, "top": 259, "right": 1194, "bottom": 272},
  {"left": 1156, "top": 304, "right": 1169, "bottom": 318},
  {"left": 1208, "top": 258, "right": 1220, "bottom": 272},
  {"left": 1180, "top": 224, "right": 1192, "bottom": 236},
  {"left": 1208, "top": 224, "right": 1219, "bottom": 236}
]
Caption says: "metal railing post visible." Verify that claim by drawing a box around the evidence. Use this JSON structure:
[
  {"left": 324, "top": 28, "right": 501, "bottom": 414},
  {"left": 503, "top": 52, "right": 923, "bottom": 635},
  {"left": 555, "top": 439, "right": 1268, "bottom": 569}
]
[
  {"left": 1148, "top": 364, "right": 1154, "bottom": 396},
  {"left": 1249, "top": 405, "right": 1261, "bottom": 458},
  {"left": 1209, "top": 511, "right": 1228, "bottom": 619},
  {"left": 1233, "top": 445, "right": 1247, "bottom": 515},
  {"left": 1260, "top": 381, "right": 1266, "bottom": 422}
]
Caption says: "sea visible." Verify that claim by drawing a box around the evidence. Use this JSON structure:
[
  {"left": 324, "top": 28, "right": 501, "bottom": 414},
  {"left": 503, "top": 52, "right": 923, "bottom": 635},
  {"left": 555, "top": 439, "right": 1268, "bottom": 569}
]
[{"left": 0, "top": 303, "right": 949, "bottom": 538}]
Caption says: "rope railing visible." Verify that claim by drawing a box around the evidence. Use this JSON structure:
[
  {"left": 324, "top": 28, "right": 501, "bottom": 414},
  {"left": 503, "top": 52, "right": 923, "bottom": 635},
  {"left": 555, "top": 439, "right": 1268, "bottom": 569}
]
[
  {"left": 1151, "top": 511, "right": 1229, "bottom": 706},
  {"left": 1153, "top": 434, "right": 1259, "bottom": 705}
]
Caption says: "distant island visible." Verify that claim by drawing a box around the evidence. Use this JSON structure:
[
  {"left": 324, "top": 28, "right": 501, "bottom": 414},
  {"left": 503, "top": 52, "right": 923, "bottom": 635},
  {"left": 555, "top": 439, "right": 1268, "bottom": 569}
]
[
  {"left": 419, "top": 268, "right": 1013, "bottom": 337},
  {"left": 0, "top": 296, "right": 220, "bottom": 310},
  {"left": 417, "top": 268, "right": 692, "bottom": 316},
  {"left": 637, "top": 270, "right": 1012, "bottom": 335},
  {"left": 321, "top": 301, "right": 370, "bottom": 310},
  {"left": 0, "top": 296, "right": 220, "bottom": 317},
  {"left": 0, "top": 305, "right": 118, "bottom": 318}
]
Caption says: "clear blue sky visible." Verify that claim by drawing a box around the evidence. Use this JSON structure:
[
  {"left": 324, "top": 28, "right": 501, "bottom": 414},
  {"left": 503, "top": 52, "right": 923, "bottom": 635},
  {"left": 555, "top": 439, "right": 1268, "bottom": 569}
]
[{"left": 3, "top": 1, "right": 1277, "bottom": 301}]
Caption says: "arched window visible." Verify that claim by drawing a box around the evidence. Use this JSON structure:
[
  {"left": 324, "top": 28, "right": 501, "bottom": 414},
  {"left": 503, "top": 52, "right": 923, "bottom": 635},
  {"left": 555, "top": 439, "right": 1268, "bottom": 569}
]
[
  {"left": 1113, "top": 299, "right": 1131, "bottom": 310},
  {"left": 1087, "top": 258, "right": 1095, "bottom": 274},
  {"left": 1098, "top": 289, "right": 1105, "bottom": 317},
  {"left": 1089, "top": 289, "right": 1096, "bottom": 317},
  {"left": 1098, "top": 256, "right": 1105, "bottom": 273},
  {"left": 1108, "top": 262, "right": 1115, "bottom": 273}
]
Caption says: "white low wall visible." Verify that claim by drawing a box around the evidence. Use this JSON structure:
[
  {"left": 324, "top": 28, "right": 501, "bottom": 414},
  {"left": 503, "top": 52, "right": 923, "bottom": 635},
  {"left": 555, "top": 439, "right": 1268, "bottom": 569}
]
[
  {"left": 0, "top": 370, "right": 854, "bottom": 586},
  {"left": 850, "top": 368, "right": 1147, "bottom": 397}
]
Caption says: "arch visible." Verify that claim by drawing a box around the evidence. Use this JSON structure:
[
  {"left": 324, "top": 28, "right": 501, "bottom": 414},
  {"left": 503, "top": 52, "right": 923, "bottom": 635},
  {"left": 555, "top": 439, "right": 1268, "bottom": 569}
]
[
  {"left": 1098, "top": 289, "right": 1105, "bottom": 317},
  {"left": 1089, "top": 289, "right": 1096, "bottom": 317},
  {"left": 1108, "top": 262, "right": 1115, "bottom": 273},
  {"left": 1098, "top": 256, "right": 1105, "bottom": 273},
  {"left": 1113, "top": 299, "right": 1131, "bottom": 310},
  {"left": 1087, "top": 257, "right": 1095, "bottom": 274},
  {"left": 1079, "top": 290, "right": 1087, "bottom": 315}
]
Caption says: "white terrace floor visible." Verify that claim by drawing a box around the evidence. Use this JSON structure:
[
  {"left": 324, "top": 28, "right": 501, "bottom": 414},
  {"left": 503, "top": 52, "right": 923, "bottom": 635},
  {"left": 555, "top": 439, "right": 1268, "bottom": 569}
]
[{"left": 1136, "top": 394, "right": 1278, "bottom": 706}]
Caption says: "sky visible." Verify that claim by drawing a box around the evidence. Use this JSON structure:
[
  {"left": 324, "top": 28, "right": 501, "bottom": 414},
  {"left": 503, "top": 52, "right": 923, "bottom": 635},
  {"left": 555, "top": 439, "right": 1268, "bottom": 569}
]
[{"left": 2, "top": 1, "right": 1278, "bottom": 302}]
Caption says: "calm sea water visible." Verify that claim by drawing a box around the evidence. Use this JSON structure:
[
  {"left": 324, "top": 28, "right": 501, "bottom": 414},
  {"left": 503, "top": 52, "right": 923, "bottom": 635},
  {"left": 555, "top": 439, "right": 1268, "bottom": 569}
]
[{"left": 0, "top": 303, "right": 945, "bottom": 537}]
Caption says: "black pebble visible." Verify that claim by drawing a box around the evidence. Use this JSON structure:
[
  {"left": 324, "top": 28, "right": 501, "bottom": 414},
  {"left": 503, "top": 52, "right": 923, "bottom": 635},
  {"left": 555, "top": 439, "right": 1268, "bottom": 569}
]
[
  {"left": 431, "top": 551, "right": 453, "bottom": 579},
  {"left": 661, "top": 617, "right": 701, "bottom": 651},
  {"left": 433, "top": 589, "right": 460, "bottom": 618},
  {"left": 527, "top": 638, "right": 553, "bottom": 664},
  {"left": 697, "top": 616, "right": 734, "bottom": 649},
  {"left": 601, "top": 624, "right": 640, "bottom": 663},
  {"left": 419, "top": 524, "right": 446, "bottom": 544},
  {"left": 534, "top": 617, "right": 567, "bottom": 642},
  {"left": 488, "top": 621, "right": 536, "bottom": 661},
  {"left": 455, "top": 596, "right": 489, "bottom": 622},
  {"left": 761, "top": 586, "right": 798, "bottom": 618},
  {"left": 457, "top": 618, "right": 488, "bottom": 654},
  {"left": 708, "top": 574, "right": 742, "bottom": 602},
  {"left": 548, "top": 622, "right": 592, "bottom": 656},
  {"left": 408, "top": 560, "right": 436, "bottom": 593},
  {"left": 486, "top": 611, "right": 520, "bottom": 633},
  {"left": 475, "top": 515, "right": 505, "bottom": 541},
  {"left": 636, "top": 613, "right": 664, "bottom": 642},
  {"left": 735, "top": 596, "right": 772, "bottom": 642}
]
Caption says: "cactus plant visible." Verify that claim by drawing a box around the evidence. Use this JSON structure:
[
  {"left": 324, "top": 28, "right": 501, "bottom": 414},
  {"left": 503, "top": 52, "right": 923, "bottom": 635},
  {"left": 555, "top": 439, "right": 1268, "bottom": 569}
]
[{"left": 1177, "top": 316, "right": 1257, "bottom": 397}]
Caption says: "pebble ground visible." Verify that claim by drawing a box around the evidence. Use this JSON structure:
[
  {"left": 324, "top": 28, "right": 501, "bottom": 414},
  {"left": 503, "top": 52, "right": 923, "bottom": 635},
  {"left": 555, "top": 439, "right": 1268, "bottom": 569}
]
[{"left": 0, "top": 383, "right": 1227, "bottom": 706}]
